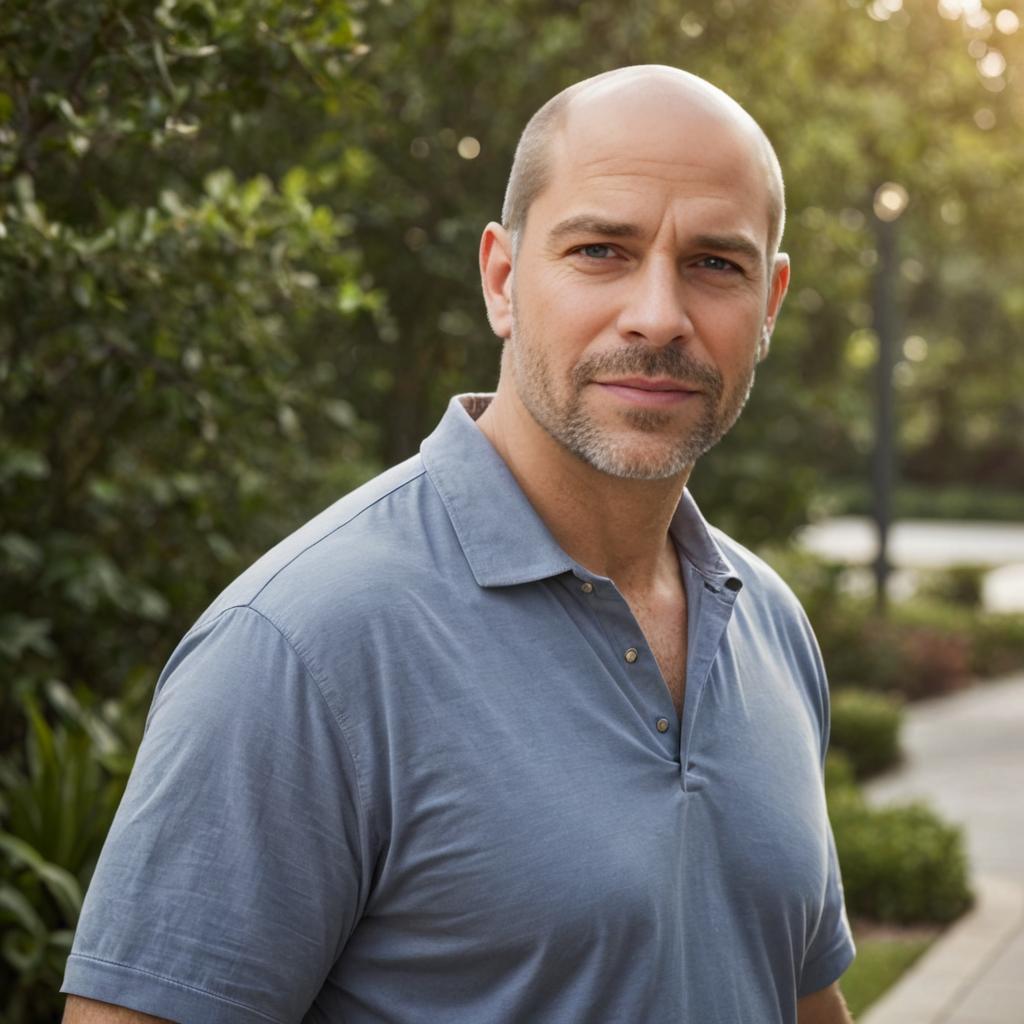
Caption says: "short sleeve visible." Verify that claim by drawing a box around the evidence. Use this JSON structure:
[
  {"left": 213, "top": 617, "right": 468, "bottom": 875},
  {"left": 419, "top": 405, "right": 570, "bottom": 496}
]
[
  {"left": 798, "top": 619, "right": 856, "bottom": 997},
  {"left": 797, "top": 822, "right": 856, "bottom": 997},
  {"left": 791, "top": 598, "right": 857, "bottom": 996},
  {"left": 62, "top": 606, "right": 372, "bottom": 1023}
]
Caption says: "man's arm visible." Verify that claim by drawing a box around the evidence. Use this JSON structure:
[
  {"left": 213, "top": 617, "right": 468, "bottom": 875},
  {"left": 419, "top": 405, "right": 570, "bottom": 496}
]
[
  {"left": 797, "top": 981, "right": 855, "bottom": 1023},
  {"left": 63, "top": 996, "right": 173, "bottom": 1023},
  {"left": 59, "top": 608, "right": 369, "bottom": 1021}
]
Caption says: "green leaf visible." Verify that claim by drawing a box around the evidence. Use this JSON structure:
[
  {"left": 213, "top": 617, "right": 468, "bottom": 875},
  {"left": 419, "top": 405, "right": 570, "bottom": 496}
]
[
  {"left": 0, "top": 616, "right": 55, "bottom": 662},
  {"left": 0, "top": 884, "right": 47, "bottom": 940},
  {"left": 0, "top": 833, "right": 83, "bottom": 922}
]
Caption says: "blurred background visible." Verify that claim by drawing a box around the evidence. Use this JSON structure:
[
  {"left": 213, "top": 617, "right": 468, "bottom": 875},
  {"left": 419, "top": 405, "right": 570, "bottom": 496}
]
[{"left": 2, "top": 0, "right": 1023, "bottom": 1019}]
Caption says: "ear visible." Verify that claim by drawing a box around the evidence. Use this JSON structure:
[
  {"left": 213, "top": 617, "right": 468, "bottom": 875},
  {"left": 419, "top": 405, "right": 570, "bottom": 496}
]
[
  {"left": 480, "top": 222, "right": 514, "bottom": 340},
  {"left": 758, "top": 252, "right": 791, "bottom": 361}
]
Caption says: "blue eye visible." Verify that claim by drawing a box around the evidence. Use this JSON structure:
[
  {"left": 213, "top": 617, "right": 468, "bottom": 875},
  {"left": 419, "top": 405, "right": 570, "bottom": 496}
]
[
  {"left": 578, "top": 244, "right": 613, "bottom": 259},
  {"left": 700, "top": 256, "right": 739, "bottom": 272}
]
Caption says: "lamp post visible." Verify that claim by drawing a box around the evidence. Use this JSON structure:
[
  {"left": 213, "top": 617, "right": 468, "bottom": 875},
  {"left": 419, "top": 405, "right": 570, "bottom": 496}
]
[{"left": 871, "top": 182, "right": 908, "bottom": 613}]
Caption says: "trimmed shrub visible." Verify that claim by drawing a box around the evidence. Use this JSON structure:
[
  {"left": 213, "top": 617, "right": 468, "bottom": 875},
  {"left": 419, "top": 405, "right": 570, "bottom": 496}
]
[
  {"left": 917, "top": 566, "right": 986, "bottom": 609},
  {"left": 824, "top": 750, "right": 858, "bottom": 797},
  {"left": 829, "top": 689, "right": 903, "bottom": 779},
  {"left": 969, "top": 614, "right": 1024, "bottom": 678},
  {"left": 831, "top": 799, "right": 972, "bottom": 924}
]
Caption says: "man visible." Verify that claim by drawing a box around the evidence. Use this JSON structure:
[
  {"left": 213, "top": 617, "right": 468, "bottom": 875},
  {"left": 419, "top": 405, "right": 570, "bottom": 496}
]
[{"left": 63, "top": 65, "right": 855, "bottom": 1023}]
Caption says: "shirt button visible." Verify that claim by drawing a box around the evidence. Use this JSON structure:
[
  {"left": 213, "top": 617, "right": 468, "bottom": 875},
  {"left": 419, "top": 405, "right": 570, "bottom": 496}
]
[
  {"left": 656, "top": 718, "right": 670, "bottom": 733},
  {"left": 580, "top": 581, "right": 594, "bottom": 594},
  {"left": 624, "top": 647, "right": 639, "bottom": 664}
]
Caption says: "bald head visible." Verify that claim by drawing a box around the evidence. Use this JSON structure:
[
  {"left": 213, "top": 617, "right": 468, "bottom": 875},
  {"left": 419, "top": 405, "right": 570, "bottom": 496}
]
[{"left": 501, "top": 65, "right": 785, "bottom": 260}]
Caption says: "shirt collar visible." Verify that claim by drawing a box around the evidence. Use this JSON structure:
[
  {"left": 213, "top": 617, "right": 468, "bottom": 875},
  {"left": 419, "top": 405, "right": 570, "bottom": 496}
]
[{"left": 421, "top": 394, "right": 742, "bottom": 592}]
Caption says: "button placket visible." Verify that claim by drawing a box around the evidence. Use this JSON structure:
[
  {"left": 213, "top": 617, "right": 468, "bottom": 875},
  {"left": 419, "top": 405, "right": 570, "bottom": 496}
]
[{"left": 574, "top": 575, "right": 677, "bottom": 746}]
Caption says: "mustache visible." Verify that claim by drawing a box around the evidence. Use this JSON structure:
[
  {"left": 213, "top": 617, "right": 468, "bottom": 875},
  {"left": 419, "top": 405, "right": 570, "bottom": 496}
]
[{"left": 570, "top": 347, "right": 724, "bottom": 397}]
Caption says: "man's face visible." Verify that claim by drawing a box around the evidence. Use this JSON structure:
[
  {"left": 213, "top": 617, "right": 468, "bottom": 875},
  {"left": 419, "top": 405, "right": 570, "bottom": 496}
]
[{"left": 502, "top": 89, "right": 788, "bottom": 481}]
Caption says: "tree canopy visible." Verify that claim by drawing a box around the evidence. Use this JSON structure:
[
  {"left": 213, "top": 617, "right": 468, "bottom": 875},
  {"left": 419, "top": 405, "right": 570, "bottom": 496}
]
[{"left": 3, "top": 0, "right": 1022, "bottom": 695}]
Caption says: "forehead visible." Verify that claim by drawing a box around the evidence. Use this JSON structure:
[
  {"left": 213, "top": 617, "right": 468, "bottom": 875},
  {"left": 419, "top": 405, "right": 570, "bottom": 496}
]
[{"left": 533, "top": 91, "right": 774, "bottom": 245}]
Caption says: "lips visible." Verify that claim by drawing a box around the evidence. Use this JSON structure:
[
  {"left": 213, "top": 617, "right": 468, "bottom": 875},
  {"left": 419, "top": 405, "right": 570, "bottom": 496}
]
[
  {"left": 593, "top": 378, "right": 701, "bottom": 407},
  {"left": 597, "top": 377, "right": 697, "bottom": 393}
]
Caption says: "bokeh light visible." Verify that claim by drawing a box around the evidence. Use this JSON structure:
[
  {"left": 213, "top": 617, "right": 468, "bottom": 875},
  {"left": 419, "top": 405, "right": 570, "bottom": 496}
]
[
  {"left": 873, "top": 182, "right": 910, "bottom": 221},
  {"left": 995, "top": 9, "right": 1020, "bottom": 33},
  {"left": 457, "top": 136, "right": 481, "bottom": 160}
]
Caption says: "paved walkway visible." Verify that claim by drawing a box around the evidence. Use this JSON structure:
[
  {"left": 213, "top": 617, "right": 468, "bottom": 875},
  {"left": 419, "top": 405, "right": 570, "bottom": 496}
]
[
  {"left": 796, "top": 517, "right": 1024, "bottom": 612},
  {"left": 859, "top": 673, "right": 1024, "bottom": 1023}
]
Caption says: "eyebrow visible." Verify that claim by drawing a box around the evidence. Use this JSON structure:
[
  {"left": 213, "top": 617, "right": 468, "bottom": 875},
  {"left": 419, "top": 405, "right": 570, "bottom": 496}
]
[
  {"left": 547, "top": 215, "right": 644, "bottom": 243},
  {"left": 547, "top": 216, "right": 764, "bottom": 271}
]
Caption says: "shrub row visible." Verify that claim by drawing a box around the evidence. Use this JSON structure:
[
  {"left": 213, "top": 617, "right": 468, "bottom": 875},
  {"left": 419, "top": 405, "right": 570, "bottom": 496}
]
[
  {"left": 761, "top": 545, "right": 1024, "bottom": 701},
  {"left": 829, "top": 689, "right": 903, "bottom": 779},
  {"left": 826, "top": 752, "right": 973, "bottom": 925}
]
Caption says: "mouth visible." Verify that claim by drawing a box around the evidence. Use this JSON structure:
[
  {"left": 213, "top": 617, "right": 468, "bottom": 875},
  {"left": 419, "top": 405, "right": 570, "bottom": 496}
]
[{"left": 593, "top": 377, "right": 701, "bottom": 407}]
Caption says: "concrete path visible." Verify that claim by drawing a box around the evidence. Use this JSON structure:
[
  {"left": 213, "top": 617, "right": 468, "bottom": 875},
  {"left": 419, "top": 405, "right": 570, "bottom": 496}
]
[
  {"left": 796, "top": 517, "right": 1024, "bottom": 612},
  {"left": 859, "top": 673, "right": 1024, "bottom": 1023}
]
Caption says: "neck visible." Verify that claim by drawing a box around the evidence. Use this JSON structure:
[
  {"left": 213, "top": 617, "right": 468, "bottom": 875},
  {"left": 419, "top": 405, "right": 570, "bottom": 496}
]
[{"left": 475, "top": 388, "right": 689, "bottom": 592}]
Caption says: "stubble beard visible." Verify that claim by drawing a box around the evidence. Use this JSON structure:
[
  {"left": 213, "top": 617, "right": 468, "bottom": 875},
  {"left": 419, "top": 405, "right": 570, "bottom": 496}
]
[{"left": 509, "top": 307, "right": 758, "bottom": 481}]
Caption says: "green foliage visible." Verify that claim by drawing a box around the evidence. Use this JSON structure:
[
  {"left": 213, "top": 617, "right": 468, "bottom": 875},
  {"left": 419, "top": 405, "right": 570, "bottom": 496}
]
[
  {"left": 826, "top": 481, "right": 1024, "bottom": 523},
  {"left": 968, "top": 613, "right": 1024, "bottom": 678},
  {"left": 762, "top": 549, "right": 1024, "bottom": 697},
  {"left": 827, "top": 749, "right": 971, "bottom": 926},
  {"left": 824, "top": 750, "right": 859, "bottom": 798},
  {"left": 830, "top": 689, "right": 904, "bottom": 779},
  {"left": 830, "top": 793, "right": 972, "bottom": 924},
  {"left": 0, "top": 681, "right": 146, "bottom": 1021},
  {"left": 0, "top": 0, "right": 378, "bottom": 741},
  {"left": 827, "top": 747, "right": 971, "bottom": 925},
  {"left": 917, "top": 565, "right": 987, "bottom": 609}
]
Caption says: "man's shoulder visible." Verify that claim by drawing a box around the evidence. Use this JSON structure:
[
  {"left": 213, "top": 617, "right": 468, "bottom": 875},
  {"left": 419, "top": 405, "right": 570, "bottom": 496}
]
[
  {"left": 709, "top": 524, "right": 829, "bottom": 687},
  {"left": 195, "top": 453, "right": 457, "bottom": 634},
  {"left": 708, "top": 526, "right": 802, "bottom": 609}
]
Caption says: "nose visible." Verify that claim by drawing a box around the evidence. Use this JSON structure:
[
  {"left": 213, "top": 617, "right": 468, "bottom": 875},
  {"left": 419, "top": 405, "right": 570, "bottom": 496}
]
[{"left": 615, "top": 255, "right": 694, "bottom": 347}]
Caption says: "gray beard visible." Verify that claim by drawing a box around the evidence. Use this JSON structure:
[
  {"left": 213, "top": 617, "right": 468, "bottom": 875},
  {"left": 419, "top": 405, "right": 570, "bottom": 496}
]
[{"left": 510, "top": 324, "right": 757, "bottom": 481}]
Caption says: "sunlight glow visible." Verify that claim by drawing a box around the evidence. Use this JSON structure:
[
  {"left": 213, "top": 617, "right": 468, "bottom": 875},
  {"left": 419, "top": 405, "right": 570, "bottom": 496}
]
[
  {"left": 937, "top": 0, "right": 988, "bottom": 19},
  {"left": 874, "top": 182, "right": 910, "bottom": 221},
  {"left": 978, "top": 50, "right": 1007, "bottom": 77},
  {"left": 995, "top": 8, "right": 1020, "bottom": 33},
  {"left": 903, "top": 336, "right": 929, "bottom": 362},
  {"left": 679, "top": 14, "right": 705, "bottom": 37}
]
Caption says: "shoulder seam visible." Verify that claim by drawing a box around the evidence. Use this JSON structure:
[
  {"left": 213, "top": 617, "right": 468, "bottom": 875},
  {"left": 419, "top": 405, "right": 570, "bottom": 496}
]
[
  {"left": 191, "top": 604, "right": 381, "bottom": 860},
  {"left": 245, "top": 464, "right": 428, "bottom": 609}
]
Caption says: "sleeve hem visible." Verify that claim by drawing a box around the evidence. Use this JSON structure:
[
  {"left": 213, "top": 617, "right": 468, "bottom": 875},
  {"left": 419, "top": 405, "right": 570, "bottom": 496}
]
[
  {"left": 798, "top": 934, "right": 858, "bottom": 998},
  {"left": 61, "top": 953, "right": 285, "bottom": 1024}
]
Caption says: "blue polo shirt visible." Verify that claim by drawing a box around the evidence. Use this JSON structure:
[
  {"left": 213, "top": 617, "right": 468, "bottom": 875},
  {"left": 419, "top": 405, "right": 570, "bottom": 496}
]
[{"left": 63, "top": 394, "right": 854, "bottom": 1023}]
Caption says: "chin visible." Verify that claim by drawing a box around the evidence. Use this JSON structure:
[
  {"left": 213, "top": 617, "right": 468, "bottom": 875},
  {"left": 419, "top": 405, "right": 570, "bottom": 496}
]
[{"left": 576, "top": 435, "right": 699, "bottom": 481}]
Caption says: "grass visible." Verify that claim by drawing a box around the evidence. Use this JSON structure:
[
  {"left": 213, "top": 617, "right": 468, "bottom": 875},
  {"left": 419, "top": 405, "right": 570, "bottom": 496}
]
[{"left": 842, "top": 923, "right": 940, "bottom": 1017}]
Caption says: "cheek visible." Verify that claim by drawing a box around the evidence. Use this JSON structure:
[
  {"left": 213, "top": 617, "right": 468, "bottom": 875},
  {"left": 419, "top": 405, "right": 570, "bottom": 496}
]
[{"left": 692, "top": 301, "right": 763, "bottom": 359}]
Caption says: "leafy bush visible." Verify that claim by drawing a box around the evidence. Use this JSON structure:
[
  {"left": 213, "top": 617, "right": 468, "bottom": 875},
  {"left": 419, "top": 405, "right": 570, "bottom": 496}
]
[
  {"left": 827, "top": 751, "right": 972, "bottom": 925},
  {"left": 916, "top": 566, "right": 987, "bottom": 610},
  {"left": 830, "top": 796, "right": 972, "bottom": 924},
  {"left": 0, "top": 682, "right": 146, "bottom": 1022},
  {"left": 830, "top": 689, "right": 903, "bottom": 779},
  {"left": 824, "top": 750, "right": 858, "bottom": 797},
  {"left": 762, "top": 547, "right": 1024, "bottom": 700},
  {"left": 969, "top": 614, "right": 1024, "bottom": 678}
]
